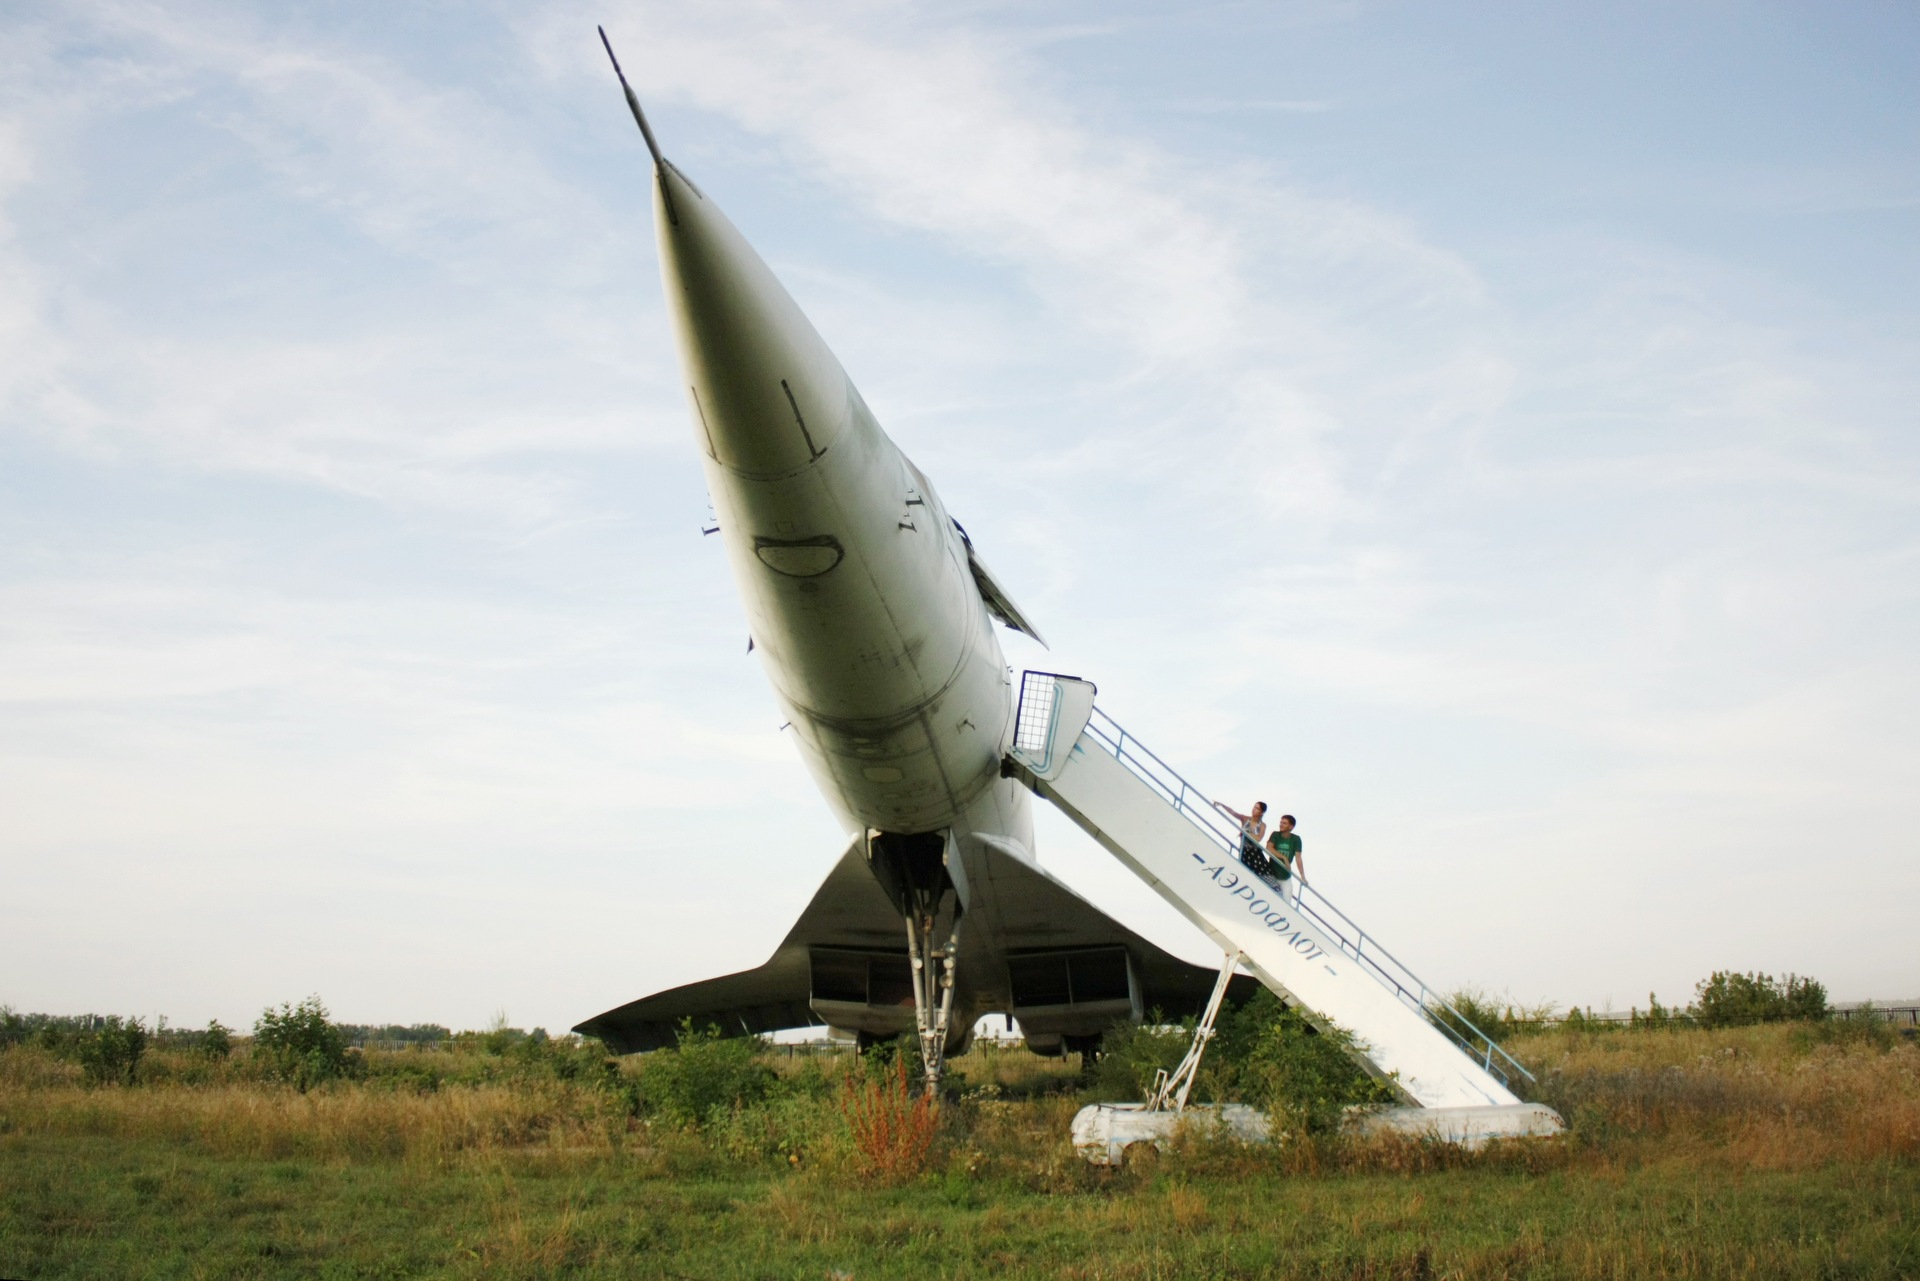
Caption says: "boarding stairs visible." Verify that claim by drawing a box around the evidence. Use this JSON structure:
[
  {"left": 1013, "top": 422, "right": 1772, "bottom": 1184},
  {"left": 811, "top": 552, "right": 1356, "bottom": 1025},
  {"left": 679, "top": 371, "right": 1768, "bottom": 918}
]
[{"left": 1003, "top": 672, "right": 1562, "bottom": 1142}]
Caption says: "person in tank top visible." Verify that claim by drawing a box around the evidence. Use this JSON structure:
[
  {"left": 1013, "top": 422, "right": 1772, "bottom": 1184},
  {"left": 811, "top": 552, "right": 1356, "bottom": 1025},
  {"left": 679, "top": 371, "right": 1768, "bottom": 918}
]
[{"left": 1214, "top": 799, "right": 1267, "bottom": 866}]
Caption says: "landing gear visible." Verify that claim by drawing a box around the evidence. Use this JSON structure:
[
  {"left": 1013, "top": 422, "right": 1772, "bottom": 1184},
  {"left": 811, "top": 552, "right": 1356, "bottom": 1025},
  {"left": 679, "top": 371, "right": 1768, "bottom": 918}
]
[
  {"left": 905, "top": 905, "right": 960, "bottom": 1094},
  {"left": 1064, "top": 1033, "right": 1103, "bottom": 1081},
  {"left": 867, "top": 830, "right": 963, "bottom": 1094}
]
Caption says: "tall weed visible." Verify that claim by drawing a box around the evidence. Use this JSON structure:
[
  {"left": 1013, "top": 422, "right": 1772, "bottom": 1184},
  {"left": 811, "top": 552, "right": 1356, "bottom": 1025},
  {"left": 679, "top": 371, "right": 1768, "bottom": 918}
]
[{"left": 839, "top": 1054, "right": 938, "bottom": 1182}]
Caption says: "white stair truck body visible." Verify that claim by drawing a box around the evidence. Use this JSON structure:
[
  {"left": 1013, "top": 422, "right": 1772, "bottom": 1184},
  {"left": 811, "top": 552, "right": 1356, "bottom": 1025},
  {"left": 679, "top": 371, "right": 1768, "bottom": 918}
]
[{"left": 1005, "top": 673, "right": 1547, "bottom": 1115}]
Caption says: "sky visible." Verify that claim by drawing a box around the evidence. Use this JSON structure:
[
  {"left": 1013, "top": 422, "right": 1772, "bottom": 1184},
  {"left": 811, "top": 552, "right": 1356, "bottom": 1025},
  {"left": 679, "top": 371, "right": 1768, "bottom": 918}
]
[{"left": 3, "top": 1, "right": 1917, "bottom": 1036}]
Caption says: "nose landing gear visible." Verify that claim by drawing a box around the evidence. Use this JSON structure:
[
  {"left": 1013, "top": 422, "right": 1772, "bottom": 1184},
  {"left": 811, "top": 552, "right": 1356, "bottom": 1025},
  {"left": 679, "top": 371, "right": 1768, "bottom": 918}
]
[{"left": 867, "top": 829, "right": 963, "bottom": 1093}]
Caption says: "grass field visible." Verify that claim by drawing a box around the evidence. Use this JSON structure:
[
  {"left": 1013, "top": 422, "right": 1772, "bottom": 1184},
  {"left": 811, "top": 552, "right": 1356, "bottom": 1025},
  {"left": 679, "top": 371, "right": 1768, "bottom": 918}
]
[{"left": 2, "top": 1021, "right": 1916, "bottom": 1279}]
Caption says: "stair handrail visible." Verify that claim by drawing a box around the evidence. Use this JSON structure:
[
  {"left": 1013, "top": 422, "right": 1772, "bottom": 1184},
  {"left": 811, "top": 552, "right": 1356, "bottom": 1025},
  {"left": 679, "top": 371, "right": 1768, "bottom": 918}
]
[{"left": 1063, "top": 694, "right": 1535, "bottom": 1088}]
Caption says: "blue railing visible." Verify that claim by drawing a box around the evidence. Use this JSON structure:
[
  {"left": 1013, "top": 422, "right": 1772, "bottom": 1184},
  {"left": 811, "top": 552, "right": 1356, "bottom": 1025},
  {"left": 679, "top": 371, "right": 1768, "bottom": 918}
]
[{"left": 1017, "top": 672, "right": 1534, "bottom": 1089}]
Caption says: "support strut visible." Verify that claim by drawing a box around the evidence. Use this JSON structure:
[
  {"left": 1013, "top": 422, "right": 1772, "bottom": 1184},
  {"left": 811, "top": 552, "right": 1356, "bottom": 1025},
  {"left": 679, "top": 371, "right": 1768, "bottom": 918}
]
[
  {"left": 905, "top": 911, "right": 961, "bottom": 1094},
  {"left": 1147, "top": 951, "right": 1240, "bottom": 1113}
]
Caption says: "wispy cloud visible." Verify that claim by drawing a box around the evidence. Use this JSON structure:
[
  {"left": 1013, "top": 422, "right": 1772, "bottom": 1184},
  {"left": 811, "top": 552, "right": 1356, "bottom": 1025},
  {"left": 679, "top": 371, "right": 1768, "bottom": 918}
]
[
  {"left": 0, "top": 4, "right": 687, "bottom": 522},
  {"left": 1161, "top": 97, "right": 1337, "bottom": 114}
]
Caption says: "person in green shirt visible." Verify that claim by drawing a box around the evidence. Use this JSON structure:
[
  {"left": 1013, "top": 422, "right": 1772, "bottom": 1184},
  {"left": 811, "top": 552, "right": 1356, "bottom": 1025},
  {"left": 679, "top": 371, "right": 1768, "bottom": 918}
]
[{"left": 1265, "top": 815, "right": 1305, "bottom": 901}]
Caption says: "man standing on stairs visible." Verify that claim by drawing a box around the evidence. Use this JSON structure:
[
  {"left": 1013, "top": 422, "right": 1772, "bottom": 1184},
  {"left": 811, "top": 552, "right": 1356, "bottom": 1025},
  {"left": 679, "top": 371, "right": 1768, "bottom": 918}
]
[{"left": 1266, "top": 815, "right": 1305, "bottom": 903}]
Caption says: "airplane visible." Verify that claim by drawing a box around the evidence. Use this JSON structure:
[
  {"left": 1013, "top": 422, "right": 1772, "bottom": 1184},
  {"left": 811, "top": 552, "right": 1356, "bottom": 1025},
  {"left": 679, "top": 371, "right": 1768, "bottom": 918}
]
[{"left": 575, "top": 32, "right": 1253, "bottom": 1084}]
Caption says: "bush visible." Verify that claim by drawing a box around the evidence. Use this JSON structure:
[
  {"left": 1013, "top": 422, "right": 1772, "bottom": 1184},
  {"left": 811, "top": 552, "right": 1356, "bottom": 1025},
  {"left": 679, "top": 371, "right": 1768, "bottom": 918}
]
[
  {"left": 1795, "top": 1008, "right": 1898, "bottom": 1052},
  {"left": 13, "top": 1014, "right": 151, "bottom": 1085},
  {"left": 633, "top": 1021, "right": 777, "bottom": 1127},
  {"left": 1432, "top": 987, "right": 1558, "bottom": 1043},
  {"left": 1693, "top": 971, "right": 1828, "bottom": 1028},
  {"left": 75, "top": 1016, "right": 148, "bottom": 1086},
  {"left": 254, "top": 997, "right": 355, "bottom": 1091},
  {"left": 202, "top": 1019, "right": 232, "bottom": 1059},
  {"left": 1228, "top": 992, "right": 1394, "bottom": 1134},
  {"left": 1086, "top": 1012, "right": 1194, "bottom": 1102}
]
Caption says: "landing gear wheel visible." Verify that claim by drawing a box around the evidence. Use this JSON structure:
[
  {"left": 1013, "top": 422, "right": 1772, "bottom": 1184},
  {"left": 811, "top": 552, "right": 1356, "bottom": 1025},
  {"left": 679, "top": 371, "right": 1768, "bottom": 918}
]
[{"left": 1065, "top": 1033, "right": 1103, "bottom": 1080}]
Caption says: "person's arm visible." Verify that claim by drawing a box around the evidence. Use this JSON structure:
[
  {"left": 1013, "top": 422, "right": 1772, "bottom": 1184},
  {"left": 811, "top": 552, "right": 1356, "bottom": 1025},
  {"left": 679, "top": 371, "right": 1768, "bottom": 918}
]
[
  {"left": 1213, "top": 801, "right": 1250, "bottom": 824},
  {"left": 1293, "top": 842, "right": 1306, "bottom": 882}
]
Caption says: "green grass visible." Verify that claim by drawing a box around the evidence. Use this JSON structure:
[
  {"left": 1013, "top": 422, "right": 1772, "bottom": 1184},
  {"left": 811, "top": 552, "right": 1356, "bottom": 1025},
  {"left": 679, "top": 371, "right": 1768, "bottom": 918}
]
[
  {"left": 2, "top": 1024, "right": 1917, "bottom": 1279},
  {"left": 5, "top": 1136, "right": 1916, "bottom": 1279}
]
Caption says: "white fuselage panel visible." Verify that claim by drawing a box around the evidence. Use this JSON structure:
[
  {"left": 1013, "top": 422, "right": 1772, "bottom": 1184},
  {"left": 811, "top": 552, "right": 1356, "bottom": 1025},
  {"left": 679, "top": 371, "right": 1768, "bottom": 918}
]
[{"left": 654, "top": 164, "right": 1012, "bottom": 834}]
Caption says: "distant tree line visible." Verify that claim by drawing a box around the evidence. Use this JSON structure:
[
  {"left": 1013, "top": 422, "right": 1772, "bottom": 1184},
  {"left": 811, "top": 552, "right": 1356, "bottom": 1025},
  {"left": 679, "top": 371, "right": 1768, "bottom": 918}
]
[
  {"left": 0, "top": 998, "right": 576, "bottom": 1090},
  {"left": 336, "top": 1023, "right": 452, "bottom": 1048},
  {"left": 0, "top": 1010, "right": 223, "bottom": 1085},
  {"left": 1434, "top": 970, "right": 1841, "bottom": 1043}
]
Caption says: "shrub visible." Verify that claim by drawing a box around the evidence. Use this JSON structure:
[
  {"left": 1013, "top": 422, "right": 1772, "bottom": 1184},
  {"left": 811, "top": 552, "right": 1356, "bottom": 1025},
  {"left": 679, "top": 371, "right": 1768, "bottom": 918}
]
[
  {"left": 1432, "top": 987, "right": 1558, "bottom": 1043},
  {"left": 254, "top": 997, "right": 354, "bottom": 1091},
  {"left": 1087, "top": 1012, "right": 1193, "bottom": 1102},
  {"left": 1231, "top": 993, "right": 1394, "bottom": 1134},
  {"left": 1795, "top": 1009, "right": 1898, "bottom": 1052},
  {"left": 634, "top": 1021, "right": 777, "bottom": 1127},
  {"left": 202, "top": 1020, "right": 232, "bottom": 1059},
  {"left": 478, "top": 1012, "right": 529, "bottom": 1056},
  {"left": 711, "top": 1088, "right": 843, "bottom": 1166},
  {"left": 841, "top": 1052, "right": 939, "bottom": 1181},
  {"left": 1692, "top": 971, "right": 1828, "bottom": 1028},
  {"left": 75, "top": 1016, "right": 148, "bottom": 1086}
]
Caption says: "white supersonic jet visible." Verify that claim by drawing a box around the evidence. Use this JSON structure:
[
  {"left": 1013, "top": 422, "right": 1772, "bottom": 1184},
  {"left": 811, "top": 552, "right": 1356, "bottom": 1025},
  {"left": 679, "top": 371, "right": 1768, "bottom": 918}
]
[{"left": 575, "top": 35, "right": 1251, "bottom": 1082}]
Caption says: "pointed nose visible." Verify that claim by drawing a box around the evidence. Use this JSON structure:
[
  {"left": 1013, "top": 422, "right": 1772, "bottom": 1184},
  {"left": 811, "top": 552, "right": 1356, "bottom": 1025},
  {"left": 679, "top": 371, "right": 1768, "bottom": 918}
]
[{"left": 653, "top": 163, "right": 849, "bottom": 477}]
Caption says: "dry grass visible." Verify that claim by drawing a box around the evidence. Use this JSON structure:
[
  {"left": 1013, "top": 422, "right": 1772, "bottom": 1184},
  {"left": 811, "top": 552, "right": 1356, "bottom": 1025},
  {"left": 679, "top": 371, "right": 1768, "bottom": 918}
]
[
  {"left": 1512, "top": 1022, "right": 1920, "bottom": 1169},
  {"left": 0, "top": 1046, "right": 630, "bottom": 1162},
  {"left": 0, "top": 1080, "right": 629, "bottom": 1161},
  {"left": 4, "top": 1025, "right": 1913, "bottom": 1176},
  {"left": 949, "top": 1038, "right": 1083, "bottom": 1096}
]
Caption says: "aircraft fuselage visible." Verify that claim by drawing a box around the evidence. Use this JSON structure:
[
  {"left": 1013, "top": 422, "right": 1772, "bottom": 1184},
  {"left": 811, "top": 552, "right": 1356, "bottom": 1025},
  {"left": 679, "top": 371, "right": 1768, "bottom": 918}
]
[{"left": 655, "top": 163, "right": 1016, "bottom": 836}]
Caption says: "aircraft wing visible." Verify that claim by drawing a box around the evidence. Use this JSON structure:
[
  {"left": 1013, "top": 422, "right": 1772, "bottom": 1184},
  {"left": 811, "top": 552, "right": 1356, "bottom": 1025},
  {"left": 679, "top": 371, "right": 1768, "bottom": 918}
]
[{"left": 575, "top": 837, "right": 1252, "bottom": 1053}]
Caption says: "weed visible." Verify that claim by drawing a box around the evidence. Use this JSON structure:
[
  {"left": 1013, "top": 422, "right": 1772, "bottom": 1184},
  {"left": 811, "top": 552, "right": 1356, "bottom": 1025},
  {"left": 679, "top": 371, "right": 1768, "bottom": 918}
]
[{"left": 840, "top": 1053, "right": 939, "bottom": 1182}]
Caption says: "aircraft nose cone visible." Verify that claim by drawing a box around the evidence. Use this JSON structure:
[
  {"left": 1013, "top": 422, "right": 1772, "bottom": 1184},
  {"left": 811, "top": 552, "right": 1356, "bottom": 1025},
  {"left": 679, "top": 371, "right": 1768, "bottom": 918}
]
[{"left": 654, "top": 164, "right": 849, "bottom": 476}]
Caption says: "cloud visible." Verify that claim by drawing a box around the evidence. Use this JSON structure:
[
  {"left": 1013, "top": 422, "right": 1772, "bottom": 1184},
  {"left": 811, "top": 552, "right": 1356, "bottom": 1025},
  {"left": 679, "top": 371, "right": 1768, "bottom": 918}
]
[
  {"left": 1162, "top": 97, "right": 1337, "bottom": 114},
  {"left": 535, "top": 0, "right": 1505, "bottom": 527},
  {"left": 0, "top": 4, "right": 685, "bottom": 522}
]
